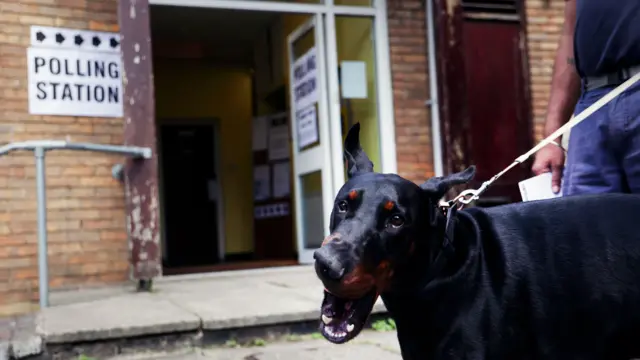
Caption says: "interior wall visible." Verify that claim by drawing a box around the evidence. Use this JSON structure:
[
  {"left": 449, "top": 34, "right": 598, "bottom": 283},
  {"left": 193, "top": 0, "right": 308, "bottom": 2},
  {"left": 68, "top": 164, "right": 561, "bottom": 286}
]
[
  {"left": 336, "top": 17, "right": 380, "bottom": 172},
  {"left": 154, "top": 59, "right": 254, "bottom": 255}
]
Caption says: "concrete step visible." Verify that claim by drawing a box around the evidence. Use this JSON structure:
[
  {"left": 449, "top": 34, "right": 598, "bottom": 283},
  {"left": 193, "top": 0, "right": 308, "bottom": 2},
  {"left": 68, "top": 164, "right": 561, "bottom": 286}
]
[
  {"left": 104, "top": 330, "right": 402, "bottom": 360},
  {"left": 5, "top": 266, "right": 390, "bottom": 359}
]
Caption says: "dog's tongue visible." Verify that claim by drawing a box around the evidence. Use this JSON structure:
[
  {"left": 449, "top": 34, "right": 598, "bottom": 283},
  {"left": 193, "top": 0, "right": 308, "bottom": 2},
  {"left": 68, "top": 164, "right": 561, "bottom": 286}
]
[{"left": 323, "top": 288, "right": 380, "bottom": 317}]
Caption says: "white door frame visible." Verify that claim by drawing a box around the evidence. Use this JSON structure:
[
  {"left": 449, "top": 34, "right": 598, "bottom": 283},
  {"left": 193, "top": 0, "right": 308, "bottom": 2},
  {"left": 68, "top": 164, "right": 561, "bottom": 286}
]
[{"left": 287, "top": 16, "right": 334, "bottom": 264}]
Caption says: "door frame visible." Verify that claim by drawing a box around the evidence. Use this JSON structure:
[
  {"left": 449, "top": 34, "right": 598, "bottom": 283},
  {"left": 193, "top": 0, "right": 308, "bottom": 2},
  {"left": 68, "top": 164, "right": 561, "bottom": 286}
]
[
  {"left": 287, "top": 15, "right": 333, "bottom": 264},
  {"left": 156, "top": 118, "right": 226, "bottom": 264}
]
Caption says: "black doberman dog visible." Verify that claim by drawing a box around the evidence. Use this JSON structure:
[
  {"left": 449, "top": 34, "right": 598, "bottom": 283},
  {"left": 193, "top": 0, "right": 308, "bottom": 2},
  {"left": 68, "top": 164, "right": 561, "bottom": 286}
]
[{"left": 313, "top": 123, "right": 640, "bottom": 360}]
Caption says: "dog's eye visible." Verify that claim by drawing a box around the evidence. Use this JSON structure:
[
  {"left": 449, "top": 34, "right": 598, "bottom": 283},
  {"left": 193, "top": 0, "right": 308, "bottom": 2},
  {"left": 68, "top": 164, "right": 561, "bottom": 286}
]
[
  {"left": 337, "top": 200, "right": 349, "bottom": 213},
  {"left": 388, "top": 215, "right": 405, "bottom": 228}
]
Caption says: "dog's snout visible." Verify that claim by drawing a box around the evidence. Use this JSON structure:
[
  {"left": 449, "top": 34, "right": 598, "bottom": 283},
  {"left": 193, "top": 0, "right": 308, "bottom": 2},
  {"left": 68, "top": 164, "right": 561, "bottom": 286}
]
[{"left": 314, "top": 247, "right": 346, "bottom": 281}]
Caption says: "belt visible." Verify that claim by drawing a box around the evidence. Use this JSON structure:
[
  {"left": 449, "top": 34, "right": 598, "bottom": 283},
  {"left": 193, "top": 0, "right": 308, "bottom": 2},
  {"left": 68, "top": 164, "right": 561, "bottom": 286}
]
[{"left": 584, "top": 64, "right": 640, "bottom": 91}]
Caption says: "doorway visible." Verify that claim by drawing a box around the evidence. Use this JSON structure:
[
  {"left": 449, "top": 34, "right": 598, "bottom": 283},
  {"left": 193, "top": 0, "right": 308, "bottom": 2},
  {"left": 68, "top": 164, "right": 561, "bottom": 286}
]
[
  {"left": 158, "top": 122, "right": 222, "bottom": 270},
  {"left": 434, "top": 0, "right": 534, "bottom": 205},
  {"left": 143, "top": 0, "right": 395, "bottom": 274}
]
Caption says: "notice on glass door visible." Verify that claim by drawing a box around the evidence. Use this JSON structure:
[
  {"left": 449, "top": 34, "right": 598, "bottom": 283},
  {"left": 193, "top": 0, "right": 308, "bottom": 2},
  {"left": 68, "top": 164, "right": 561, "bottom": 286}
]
[
  {"left": 297, "top": 105, "right": 318, "bottom": 149},
  {"left": 292, "top": 47, "right": 318, "bottom": 110}
]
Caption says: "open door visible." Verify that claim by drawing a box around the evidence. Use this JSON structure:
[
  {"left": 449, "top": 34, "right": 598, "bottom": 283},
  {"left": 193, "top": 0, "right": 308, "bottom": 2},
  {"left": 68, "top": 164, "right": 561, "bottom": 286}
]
[{"left": 288, "top": 16, "right": 334, "bottom": 264}]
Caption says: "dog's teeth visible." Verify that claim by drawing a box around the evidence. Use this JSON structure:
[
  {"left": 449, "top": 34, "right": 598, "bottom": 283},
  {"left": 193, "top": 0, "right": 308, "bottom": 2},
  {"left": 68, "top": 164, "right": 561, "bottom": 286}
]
[
  {"left": 347, "top": 324, "right": 355, "bottom": 332},
  {"left": 322, "top": 315, "right": 332, "bottom": 324}
]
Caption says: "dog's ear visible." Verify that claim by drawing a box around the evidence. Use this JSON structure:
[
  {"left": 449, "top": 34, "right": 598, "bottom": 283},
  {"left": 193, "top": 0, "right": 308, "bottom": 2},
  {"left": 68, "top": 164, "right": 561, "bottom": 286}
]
[
  {"left": 419, "top": 166, "right": 476, "bottom": 200},
  {"left": 344, "top": 123, "right": 374, "bottom": 179}
]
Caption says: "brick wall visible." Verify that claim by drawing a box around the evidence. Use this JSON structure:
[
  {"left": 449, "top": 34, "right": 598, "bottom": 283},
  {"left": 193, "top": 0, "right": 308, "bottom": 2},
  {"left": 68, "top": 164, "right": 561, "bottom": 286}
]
[
  {"left": 387, "top": 0, "right": 434, "bottom": 183},
  {"left": 0, "top": 0, "right": 128, "bottom": 316},
  {"left": 525, "top": 0, "right": 566, "bottom": 142}
]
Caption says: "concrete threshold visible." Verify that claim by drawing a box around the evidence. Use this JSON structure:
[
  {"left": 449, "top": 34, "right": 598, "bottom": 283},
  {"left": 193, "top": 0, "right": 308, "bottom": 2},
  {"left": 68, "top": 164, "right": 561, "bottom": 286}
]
[{"left": 35, "top": 265, "right": 388, "bottom": 357}]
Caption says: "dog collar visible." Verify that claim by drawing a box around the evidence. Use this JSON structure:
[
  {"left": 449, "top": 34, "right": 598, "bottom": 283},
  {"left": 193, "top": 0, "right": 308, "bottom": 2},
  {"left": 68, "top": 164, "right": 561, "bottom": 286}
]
[{"left": 422, "top": 204, "right": 457, "bottom": 284}]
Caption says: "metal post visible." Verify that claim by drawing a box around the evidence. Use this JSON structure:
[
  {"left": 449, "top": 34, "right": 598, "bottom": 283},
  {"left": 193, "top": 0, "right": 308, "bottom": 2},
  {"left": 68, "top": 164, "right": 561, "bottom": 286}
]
[
  {"left": 426, "top": 0, "right": 445, "bottom": 177},
  {"left": 35, "top": 147, "right": 49, "bottom": 308}
]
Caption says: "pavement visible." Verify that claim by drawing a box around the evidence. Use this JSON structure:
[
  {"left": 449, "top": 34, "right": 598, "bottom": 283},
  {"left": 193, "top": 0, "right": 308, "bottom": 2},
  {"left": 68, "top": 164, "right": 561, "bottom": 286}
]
[
  {"left": 0, "top": 314, "right": 43, "bottom": 359},
  {"left": 107, "top": 330, "right": 402, "bottom": 360},
  {"left": 39, "top": 265, "right": 387, "bottom": 344}
]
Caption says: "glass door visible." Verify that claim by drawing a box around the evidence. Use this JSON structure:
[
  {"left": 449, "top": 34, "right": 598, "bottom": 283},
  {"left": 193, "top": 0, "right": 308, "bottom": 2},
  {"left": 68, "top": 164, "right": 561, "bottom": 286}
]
[{"left": 288, "top": 15, "right": 334, "bottom": 264}]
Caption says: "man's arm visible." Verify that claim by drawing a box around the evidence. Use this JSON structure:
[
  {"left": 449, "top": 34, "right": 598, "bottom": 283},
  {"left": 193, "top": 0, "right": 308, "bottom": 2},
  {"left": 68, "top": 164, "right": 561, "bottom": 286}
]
[{"left": 543, "top": 0, "right": 581, "bottom": 138}]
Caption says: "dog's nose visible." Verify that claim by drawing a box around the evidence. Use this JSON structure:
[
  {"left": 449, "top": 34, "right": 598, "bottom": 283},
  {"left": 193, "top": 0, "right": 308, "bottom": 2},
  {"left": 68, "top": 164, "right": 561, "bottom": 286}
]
[{"left": 313, "top": 247, "right": 346, "bottom": 281}]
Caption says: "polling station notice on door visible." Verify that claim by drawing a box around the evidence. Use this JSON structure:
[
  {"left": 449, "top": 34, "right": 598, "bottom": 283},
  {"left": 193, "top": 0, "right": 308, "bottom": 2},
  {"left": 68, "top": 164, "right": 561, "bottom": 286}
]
[{"left": 292, "top": 47, "right": 318, "bottom": 111}]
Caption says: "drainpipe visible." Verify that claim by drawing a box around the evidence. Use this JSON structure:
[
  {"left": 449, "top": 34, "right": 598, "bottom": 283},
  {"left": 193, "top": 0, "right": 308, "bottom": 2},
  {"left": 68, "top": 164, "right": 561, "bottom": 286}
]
[{"left": 425, "top": 0, "right": 445, "bottom": 177}]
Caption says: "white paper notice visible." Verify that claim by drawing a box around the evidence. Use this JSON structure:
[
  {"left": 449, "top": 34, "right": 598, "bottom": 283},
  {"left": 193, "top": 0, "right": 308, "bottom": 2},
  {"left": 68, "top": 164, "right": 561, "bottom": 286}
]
[
  {"left": 291, "top": 47, "right": 318, "bottom": 110},
  {"left": 253, "top": 165, "right": 271, "bottom": 201},
  {"left": 272, "top": 162, "right": 291, "bottom": 198},
  {"left": 268, "top": 123, "right": 290, "bottom": 161},
  {"left": 518, "top": 172, "right": 562, "bottom": 202},
  {"left": 297, "top": 105, "right": 318, "bottom": 149},
  {"left": 252, "top": 116, "right": 268, "bottom": 151},
  {"left": 340, "top": 61, "right": 368, "bottom": 99}
]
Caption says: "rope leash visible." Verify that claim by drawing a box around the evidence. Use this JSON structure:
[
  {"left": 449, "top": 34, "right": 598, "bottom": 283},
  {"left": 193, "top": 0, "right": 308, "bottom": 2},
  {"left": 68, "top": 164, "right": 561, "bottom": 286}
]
[{"left": 441, "top": 70, "right": 640, "bottom": 210}]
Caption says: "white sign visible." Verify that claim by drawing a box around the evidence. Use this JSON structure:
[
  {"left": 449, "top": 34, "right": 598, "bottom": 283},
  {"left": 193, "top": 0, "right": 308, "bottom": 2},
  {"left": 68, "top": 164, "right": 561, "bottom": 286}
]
[
  {"left": 292, "top": 47, "right": 318, "bottom": 110},
  {"left": 30, "top": 26, "right": 121, "bottom": 53},
  {"left": 340, "top": 61, "right": 368, "bottom": 99},
  {"left": 27, "top": 26, "right": 123, "bottom": 118},
  {"left": 297, "top": 105, "right": 318, "bottom": 149},
  {"left": 254, "top": 203, "right": 290, "bottom": 220}
]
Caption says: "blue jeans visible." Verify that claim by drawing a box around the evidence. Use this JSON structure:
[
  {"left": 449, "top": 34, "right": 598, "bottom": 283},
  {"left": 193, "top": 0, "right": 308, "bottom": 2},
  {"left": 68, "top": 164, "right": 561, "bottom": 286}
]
[{"left": 563, "top": 81, "right": 640, "bottom": 195}]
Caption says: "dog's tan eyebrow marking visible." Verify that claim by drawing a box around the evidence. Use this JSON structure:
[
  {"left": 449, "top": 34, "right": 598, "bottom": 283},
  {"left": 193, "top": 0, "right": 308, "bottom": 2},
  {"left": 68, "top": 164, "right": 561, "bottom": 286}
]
[
  {"left": 348, "top": 190, "right": 358, "bottom": 200},
  {"left": 384, "top": 200, "right": 395, "bottom": 210},
  {"left": 321, "top": 233, "right": 340, "bottom": 246}
]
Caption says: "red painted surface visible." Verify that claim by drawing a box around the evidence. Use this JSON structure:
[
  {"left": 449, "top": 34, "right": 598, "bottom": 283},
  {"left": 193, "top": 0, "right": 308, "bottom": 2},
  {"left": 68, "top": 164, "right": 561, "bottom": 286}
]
[
  {"left": 119, "top": 0, "right": 162, "bottom": 280},
  {"left": 434, "top": 0, "right": 473, "bottom": 197},
  {"left": 460, "top": 19, "right": 533, "bottom": 201}
]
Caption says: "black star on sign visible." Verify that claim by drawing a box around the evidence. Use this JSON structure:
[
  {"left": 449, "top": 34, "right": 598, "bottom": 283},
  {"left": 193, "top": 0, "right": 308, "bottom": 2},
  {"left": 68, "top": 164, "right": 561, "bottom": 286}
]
[
  {"left": 35, "top": 31, "right": 46, "bottom": 42},
  {"left": 55, "top": 33, "right": 65, "bottom": 44},
  {"left": 109, "top": 37, "right": 120, "bottom": 49},
  {"left": 92, "top": 36, "right": 101, "bottom": 47},
  {"left": 74, "top": 34, "right": 84, "bottom": 46}
]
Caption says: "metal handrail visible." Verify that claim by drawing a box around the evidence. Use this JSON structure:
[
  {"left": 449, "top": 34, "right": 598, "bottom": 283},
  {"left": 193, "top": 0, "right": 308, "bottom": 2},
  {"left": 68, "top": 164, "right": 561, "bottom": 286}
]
[
  {"left": 0, "top": 140, "right": 152, "bottom": 159},
  {"left": 0, "top": 140, "right": 152, "bottom": 309}
]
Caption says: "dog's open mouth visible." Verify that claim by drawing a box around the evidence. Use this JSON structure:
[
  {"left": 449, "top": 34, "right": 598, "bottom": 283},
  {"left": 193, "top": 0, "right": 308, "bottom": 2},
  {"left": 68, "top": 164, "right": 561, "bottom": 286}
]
[{"left": 319, "top": 288, "right": 378, "bottom": 344}]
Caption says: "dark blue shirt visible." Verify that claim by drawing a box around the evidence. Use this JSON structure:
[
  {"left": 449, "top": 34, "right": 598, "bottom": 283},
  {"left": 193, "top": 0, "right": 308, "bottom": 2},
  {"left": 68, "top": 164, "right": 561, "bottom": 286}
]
[{"left": 574, "top": 0, "right": 640, "bottom": 77}]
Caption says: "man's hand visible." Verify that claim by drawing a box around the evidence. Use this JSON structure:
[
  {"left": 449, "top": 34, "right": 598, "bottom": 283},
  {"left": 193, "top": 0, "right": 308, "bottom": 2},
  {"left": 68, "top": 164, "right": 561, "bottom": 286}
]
[
  {"left": 531, "top": 144, "right": 565, "bottom": 193},
  {"left": 530, "top": 0, "right": 577, "bottom": 195}
]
